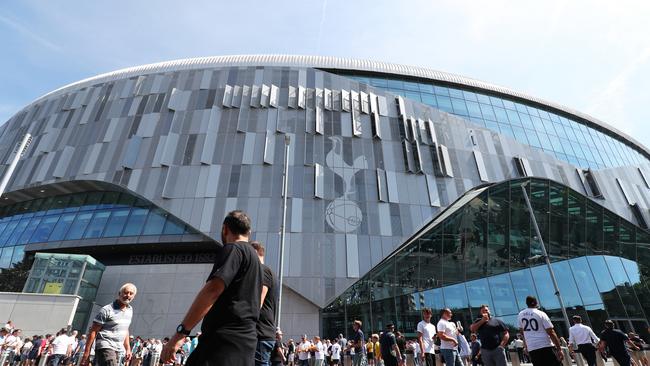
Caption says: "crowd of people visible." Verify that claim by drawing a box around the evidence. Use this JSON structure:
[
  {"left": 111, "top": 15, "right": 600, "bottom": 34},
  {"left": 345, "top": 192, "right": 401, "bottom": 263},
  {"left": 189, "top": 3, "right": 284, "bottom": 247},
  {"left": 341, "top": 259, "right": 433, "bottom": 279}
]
[{"left": 2, "top": 211, "right": 649, "bottom": 366}]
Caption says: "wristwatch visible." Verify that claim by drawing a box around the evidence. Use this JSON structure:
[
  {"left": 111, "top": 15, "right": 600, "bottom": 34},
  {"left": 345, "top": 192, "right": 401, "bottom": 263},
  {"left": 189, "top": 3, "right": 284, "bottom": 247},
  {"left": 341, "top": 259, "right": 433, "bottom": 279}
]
[{"left": 176, "top": 324, "right": 191, "bottom": 336}]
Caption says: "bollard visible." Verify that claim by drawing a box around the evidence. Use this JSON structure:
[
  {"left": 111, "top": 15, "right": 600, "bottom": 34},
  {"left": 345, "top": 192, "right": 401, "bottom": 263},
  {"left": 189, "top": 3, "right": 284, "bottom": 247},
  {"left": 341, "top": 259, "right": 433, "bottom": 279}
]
[
  {"left": 509, "top": 350, "right": 521, "bottom": 366},
  {"left": 573, "top": 351, "right": 586, "bottom": 366},
  {"left": 0, "top": 350, "right": 9, "bottom": 366},
  {"left": 150, "top": 352, "right": 160, "bottom": 366},
  {"left": 561, "top": 347, "right": 572, "bottom": 366},
  {"left": 37, "top": 353, "right": 49, "bottom": 366}
]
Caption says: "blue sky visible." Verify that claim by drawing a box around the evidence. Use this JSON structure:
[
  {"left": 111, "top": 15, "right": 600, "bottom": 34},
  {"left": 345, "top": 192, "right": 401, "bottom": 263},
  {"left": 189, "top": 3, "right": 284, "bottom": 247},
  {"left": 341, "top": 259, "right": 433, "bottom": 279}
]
[{"left": 2, "top": 0, "right": 650, "bottom": 148}]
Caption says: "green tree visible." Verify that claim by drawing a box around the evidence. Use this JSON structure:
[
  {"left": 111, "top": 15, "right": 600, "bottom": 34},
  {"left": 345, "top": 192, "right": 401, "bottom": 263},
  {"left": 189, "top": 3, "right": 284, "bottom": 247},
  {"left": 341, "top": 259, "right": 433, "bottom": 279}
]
[{"left": 0, "top": 259, "right": 33, "bottom": 292}]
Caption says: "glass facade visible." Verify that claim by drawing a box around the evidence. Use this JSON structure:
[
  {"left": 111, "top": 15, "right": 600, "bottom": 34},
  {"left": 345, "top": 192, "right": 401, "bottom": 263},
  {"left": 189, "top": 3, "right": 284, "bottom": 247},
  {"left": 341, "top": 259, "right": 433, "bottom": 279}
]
[
  {"left": 323, "top": 178, "right": 650, "bottom": 340},
  {"left": 0, "top": 191, "right": 197, "bottom": 268},
  {"left": 340, "top": 73, "right": 648, "bottom": 170},
  {"left": 23, "top": 253, "right": 106, "bottom": 331}
]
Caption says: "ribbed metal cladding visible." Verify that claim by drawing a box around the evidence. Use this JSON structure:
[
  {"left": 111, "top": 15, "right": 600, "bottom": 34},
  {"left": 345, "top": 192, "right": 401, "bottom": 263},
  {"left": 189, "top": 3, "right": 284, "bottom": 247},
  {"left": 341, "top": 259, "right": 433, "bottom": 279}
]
[{"left": 10, "top": 54, "right": 647, "bottom": 160}]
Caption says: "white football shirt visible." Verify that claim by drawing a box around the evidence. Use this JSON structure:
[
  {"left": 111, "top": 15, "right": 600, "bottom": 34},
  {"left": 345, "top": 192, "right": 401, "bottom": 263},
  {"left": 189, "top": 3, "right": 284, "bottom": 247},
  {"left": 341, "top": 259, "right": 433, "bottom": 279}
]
[{"left": 517, "top": 307, "right": 555, "bottom": 351}]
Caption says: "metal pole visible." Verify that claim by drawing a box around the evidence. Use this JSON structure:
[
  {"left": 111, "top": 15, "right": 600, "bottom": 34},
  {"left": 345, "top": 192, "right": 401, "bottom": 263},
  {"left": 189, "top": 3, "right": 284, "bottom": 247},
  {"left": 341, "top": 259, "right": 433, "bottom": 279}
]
[
  {"left": 276, "top": 134, "right": 291, "bottom": 329},
  {"left": 520, "top": 183, "right": 572, "bottom": 333},
  {"left": 0, "top": 133, "right": 32, "bottom": 198}
]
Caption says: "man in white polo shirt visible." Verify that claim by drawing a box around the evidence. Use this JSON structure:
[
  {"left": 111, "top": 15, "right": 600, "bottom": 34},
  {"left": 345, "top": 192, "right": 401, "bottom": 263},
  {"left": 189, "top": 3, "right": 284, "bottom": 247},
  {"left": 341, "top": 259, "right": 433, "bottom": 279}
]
[
  {"left": 416, "top": 308, "right": 436, "bottom": 366},
  {"left": 568, "top": 315, "right": 599, "bottom": 366},
  {"left": 517, "top": 296, "right": 563, "bottom": 366}
]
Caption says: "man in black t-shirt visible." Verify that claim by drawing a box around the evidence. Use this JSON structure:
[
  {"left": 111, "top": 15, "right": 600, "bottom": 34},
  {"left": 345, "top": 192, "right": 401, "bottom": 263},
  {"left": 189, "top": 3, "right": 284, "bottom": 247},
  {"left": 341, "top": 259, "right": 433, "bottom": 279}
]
[
  {"left": 270, "top": 330, "right": 286, "bottom": 366},
  {"left": 351, "top": 320, "right": 365, "bottom": 366},
  {"left": 379, "top": 323, "right": 401, "bottom": 366},
  {"left": 599, "top": 320, "right": 639, "bottom": 366},
  {"left": 161, "top": 211, "right": 263, "bottom": 366},
  {"left": 469, "top": 305, "right": 509, "bottom": 366},
  {"left": 251, "top": 241, "right": 278, "bottom": 366}
]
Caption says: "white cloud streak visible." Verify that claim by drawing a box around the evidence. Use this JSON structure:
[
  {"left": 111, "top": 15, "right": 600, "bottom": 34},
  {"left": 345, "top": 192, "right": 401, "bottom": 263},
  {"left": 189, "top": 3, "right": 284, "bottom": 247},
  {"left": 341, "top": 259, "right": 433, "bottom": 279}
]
[{"left": 0, "top": 13, "right": 63, "bottom": 53}]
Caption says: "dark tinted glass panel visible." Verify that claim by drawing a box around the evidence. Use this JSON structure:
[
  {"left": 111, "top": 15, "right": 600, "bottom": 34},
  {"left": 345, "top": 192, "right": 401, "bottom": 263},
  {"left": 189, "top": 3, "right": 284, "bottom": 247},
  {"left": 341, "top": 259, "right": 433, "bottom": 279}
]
[
  {"left": 81, "top": 192, "right": 103, "bottom": 211},
  {"left": 567, "top": 191, "right": 586, "bottom": 257},
  {"left": 442, "top": 210, "right": 464, "bottom": 284},
  {"left": 510, "top": 183, "right": 530, "bottom": 270},
  {"left": 602, "top": 211, "right": 619, "bottom": 256},
  {"left": 419, "top": 228, "right": 443, "bottom": 290},
  {"left": 585, "top": 200, "right": 602, "bottom": 254},
  {"left": 603, "top": 256, "right": 644, "bottom": 317},
  {"left": 548, "top": 183, "right": 568, "bottom": 259},
  {"left": 465, "top": 194, "right": 488, "bottom": 280},
  {"left": 488, "top": 183, "right": 509, "bottom": 275}
]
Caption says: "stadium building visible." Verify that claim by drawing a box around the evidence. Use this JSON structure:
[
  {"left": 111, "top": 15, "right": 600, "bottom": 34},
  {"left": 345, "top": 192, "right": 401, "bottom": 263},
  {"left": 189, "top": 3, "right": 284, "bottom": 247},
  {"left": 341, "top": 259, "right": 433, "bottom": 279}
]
[{"left": 0, "top": 55, "right": 648, "bottom": 340}]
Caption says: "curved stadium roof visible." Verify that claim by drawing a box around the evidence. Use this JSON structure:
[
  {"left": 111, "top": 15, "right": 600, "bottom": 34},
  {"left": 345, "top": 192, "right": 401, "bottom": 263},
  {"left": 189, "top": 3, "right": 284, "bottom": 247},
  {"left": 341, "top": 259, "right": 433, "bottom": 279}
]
[{"left": 14, "top": 54, "right": 650, "bottom": 159}]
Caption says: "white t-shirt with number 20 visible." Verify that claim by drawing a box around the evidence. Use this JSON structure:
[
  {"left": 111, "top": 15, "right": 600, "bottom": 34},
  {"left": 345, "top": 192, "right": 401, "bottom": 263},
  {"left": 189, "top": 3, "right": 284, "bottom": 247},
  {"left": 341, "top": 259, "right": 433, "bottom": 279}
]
[{"left": 517, "top": 307, "right": 555, "bottom": 351}]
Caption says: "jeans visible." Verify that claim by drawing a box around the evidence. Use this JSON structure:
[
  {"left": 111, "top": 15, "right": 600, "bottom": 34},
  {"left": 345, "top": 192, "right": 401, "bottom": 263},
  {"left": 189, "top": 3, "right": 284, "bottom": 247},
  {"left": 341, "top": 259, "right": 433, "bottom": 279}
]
[
  {"left": 352, "top": 353, "right": 365, "bottom": 366},
  {"left": 440, "top": 349, "right": 464, "bottom": 366},
  {"left": 255, "top": 340, "right": 276, "bottom": 366},
  {"left": 48, "top": 354, "right": 66, "bottom": 366}
]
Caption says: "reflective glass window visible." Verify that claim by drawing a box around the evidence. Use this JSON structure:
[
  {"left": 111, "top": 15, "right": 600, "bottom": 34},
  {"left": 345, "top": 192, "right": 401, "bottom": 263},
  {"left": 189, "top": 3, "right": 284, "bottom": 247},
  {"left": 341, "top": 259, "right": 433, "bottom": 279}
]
[
  {"left": 435, "top": 95, "right": 453, "bottom": 113},
  {"left": 48, "top": 213, "right": 76, "bottom": 241},
  {"left": 30, "top": 216, "right": 60, "bottom": 243},
  {"left": 122, "top": 208, "right": 149, "bottom": 236},
  {"left": 550, "top": 261, "right": 582, "bottom": 307},
  {"left": 142, "top": 209, "right": 167, "bottom": 235},
  {"left": 509, "top": 183, "right": 530, "bottom": 269},
  {"left": 387, "top": 79, "right": 403, "bottom": 89},
  {"left": 65, "top": 212, "right": 93, "bottom": 240},
  {"left": 419, "top": 228, "right": 443, "bottom": 290},
  {"left": 404, "top": 91, "right": 421, "bottom": 102},
  {"left": 604, "top": 256, "right": 644, "bottom": 317},
  {"left": 462, "top": 91, "right": 478, "bottom": 102},
  {"left": 448, "top": 88, "right": 464, "bottom": 99},
  {"left": 421, "top": 287, "right": 445, "bottom": 312},
  {"left": 46, "top": 196, "right": 71, "bottom": 215},
  {"left": 506, "top": 109, "right": 521, "bottom": 125},
  {"left": 17, "top": 218, "right": 41, "bottom": 244},
  {"left": 163, "top": 216, "right": 187, "bottom": 235},
  {"left": 421, "top": 93, "right": 436, "bottom": 107},
  {"left": 466, "top": 101, "right": 483, "bottom": 118},
  {"left": 442, "top": 283, "right": 469, "bottom": 311},
  {"left": 569, "top": 257, "right": 602, "bottom": 305},
  {"left": 434, "top": 86, "right": 449, "bottom": 96},
  {"left": 6, "top": 219, "right": 30, "bottom": 246},
  {"left": 442, "top": 211, "right": 464, "bottom": 284},
  {"left": 548, "top": 183, "right": 568, "bottom": 258},
  {"left": 466, "top": 278, "right": 493, "bottom": 314},
  {"left": 451, "top": 98, "right": 468, "bottom": 116},
  {"left": 0, "top": 220, "right": 20, "bottom": 246},
  {"left": 83, "top": 211, "right": 111, "bottom": 238},
  {"left": 419, "top": 83, "right": 434, "bottom": 93},
  {"left": 507, "top": 269, "right": 538, "bottom": 316},
  {"left": 402, "top": 81, "right": 418, "bottom": 91},
  {"left": 370, "top": 78, "right": 388, "bottom": 88},
  {"left": 488, "top": 273, "right": 518, "bottom": 316},
  {"left": 480, "top": 104, "right": 496, "bottom": 121},
  {"left": 103, "top": 209, "right": 130, "bottom": 237},
  {"left": 602, "top": 211, "right": 619, "bottom": 256},
  {"left": 587, "top": 256, "right": 627, "bottom": 317},
  {"left": 493, "top": 107, "right": 509, "bottom": 123},
  {"left": 525, "top": 129, "right": 542, "bottom": 148},
  {"left": 530, "top": 265, "right": 561, "bottom": 310},
  {"left": 0, "top": 246, "right": 14, "bottom": 268}
]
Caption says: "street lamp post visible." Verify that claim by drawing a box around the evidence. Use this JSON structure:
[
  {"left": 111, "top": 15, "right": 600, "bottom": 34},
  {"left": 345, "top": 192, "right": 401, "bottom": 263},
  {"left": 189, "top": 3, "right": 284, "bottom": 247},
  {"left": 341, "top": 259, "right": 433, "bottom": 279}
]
[
  {"left": 0, "top": 134, "right": 33, "bottom": 198},
  {"left": 520, "top": 182, "right": 572, "bottom": 333},
  {"left": 276, "top": 134, "right": 291, "bottom": 329}
]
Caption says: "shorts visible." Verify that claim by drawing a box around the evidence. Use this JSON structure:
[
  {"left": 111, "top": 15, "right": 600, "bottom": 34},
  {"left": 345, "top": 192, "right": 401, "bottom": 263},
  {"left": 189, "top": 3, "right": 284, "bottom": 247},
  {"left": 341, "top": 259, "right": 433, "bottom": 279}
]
[
  {"left": 332, "top": 359, "right": 340, "bottom": 364},
  {"left": 95, "top": 349, "right": 119, "bottom": 366},
  {"left": 288, "top": 354, "right": 295, "bottom": 362},
  {"left": 367, "top": 352, "right": 374, "bottom": 360},
  {"left": 528, "top": 347, "right": 562, "bottom": 366}
]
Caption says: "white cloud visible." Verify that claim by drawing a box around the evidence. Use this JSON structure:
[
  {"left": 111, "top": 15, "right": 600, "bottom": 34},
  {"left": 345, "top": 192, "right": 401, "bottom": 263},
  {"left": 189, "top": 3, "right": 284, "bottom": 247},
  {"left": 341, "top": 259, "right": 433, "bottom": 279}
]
[{"left": 0, "top": 13, "right": 62, "bottom": 53}]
